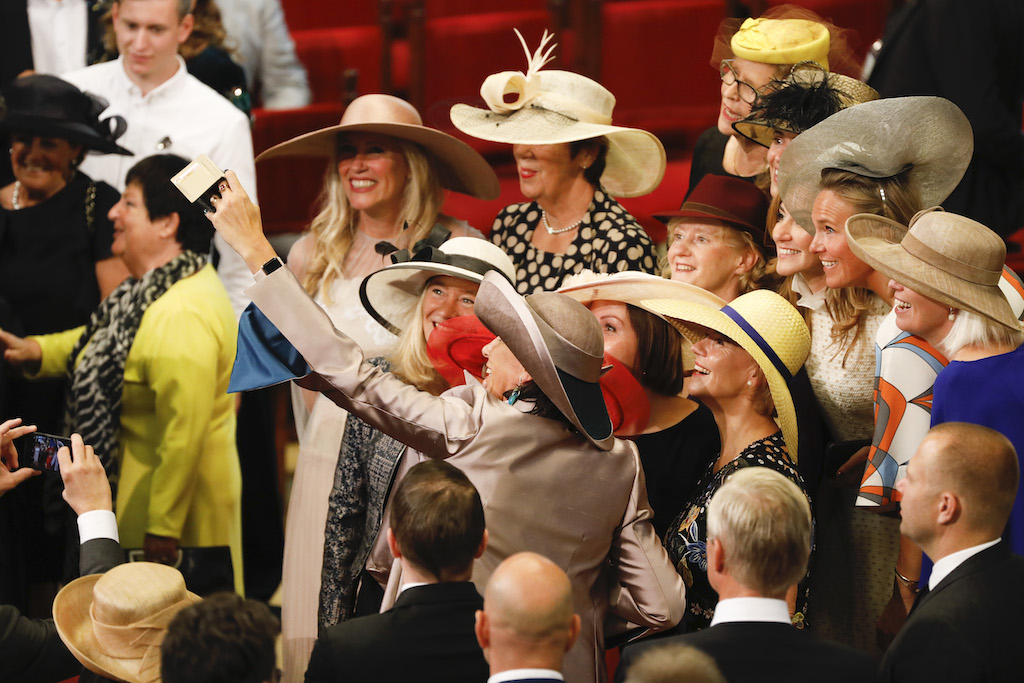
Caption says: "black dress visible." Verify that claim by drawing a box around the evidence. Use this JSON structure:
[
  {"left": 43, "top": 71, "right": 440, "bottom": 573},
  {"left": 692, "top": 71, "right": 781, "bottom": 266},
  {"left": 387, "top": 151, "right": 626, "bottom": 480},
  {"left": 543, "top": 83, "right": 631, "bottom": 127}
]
[
  {"left": 664, "top": 431, "right": 812, "bottom": 632},
  {"left": 628, "top": 401, "right": 720, "bottom": 540},
  {"left": 686, "top": 127, "right": 760, "bottom": 197}
]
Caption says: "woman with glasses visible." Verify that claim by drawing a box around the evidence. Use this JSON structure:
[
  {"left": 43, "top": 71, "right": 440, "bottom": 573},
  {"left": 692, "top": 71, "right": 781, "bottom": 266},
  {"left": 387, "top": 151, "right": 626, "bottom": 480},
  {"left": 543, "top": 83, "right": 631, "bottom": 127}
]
[{"left": 687, "top": 7, "right": 854, "bottom": 196}]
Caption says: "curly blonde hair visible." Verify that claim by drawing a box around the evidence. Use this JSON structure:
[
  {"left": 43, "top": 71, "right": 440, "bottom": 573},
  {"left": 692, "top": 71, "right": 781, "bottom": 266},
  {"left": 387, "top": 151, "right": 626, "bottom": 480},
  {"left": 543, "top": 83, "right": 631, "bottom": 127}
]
[{"left": 301, "top": 139, "right": 444, "bottom": 302}]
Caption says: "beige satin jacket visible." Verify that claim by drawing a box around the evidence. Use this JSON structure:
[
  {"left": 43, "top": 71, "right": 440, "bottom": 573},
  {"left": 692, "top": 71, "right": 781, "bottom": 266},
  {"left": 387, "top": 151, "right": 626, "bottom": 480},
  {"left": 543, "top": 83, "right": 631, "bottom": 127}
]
[{"left": 247, "top": 268, "right": 685, "bottom": 683}]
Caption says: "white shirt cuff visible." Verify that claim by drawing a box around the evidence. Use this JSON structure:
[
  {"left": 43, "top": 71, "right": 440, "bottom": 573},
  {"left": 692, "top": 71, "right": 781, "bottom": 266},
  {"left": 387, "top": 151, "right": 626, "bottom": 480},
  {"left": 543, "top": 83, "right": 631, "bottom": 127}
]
[{"left": 78, "top": 509, "right": 119, "bottom": 544}]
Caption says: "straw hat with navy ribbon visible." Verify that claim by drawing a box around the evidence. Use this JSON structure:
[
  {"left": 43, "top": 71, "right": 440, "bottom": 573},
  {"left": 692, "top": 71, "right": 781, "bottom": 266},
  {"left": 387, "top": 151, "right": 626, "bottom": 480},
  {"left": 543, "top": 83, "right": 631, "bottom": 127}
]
[
  {"left": 449, "top": 30, "right": 666, "bottom": 198},
  {"left": 360, "top": 225, "right": 516, "bottom": 336},
  {"left": 475, "top": 270, "right": 614, "bottom": 450},
  {"left": 846, "top": 207, "right": 1021, "bottom": 331},
  {"left": 641, "top": 290, "right": 810, "bottom": 462}
]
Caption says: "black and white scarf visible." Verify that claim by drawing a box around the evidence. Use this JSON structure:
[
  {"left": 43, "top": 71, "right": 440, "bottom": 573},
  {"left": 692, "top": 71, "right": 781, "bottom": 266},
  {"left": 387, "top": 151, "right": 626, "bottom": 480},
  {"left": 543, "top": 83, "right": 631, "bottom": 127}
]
[{"left": 63, "top": 250, "right": 207, "bottom": 493}]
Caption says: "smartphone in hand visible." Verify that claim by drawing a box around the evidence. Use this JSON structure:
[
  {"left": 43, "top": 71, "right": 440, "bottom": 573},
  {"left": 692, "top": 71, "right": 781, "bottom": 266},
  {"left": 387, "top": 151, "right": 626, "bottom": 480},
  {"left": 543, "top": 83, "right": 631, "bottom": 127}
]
[{"left": 16, "top": 432, "right": 72, "bottom": 472}]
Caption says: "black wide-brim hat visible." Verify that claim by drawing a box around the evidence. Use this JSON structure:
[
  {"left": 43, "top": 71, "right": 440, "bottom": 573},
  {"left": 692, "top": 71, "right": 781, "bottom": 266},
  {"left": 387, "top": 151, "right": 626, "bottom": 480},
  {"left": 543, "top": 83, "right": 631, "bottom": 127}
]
[{"left": 0, "top": 74, "right": 132, "bottom": 156}]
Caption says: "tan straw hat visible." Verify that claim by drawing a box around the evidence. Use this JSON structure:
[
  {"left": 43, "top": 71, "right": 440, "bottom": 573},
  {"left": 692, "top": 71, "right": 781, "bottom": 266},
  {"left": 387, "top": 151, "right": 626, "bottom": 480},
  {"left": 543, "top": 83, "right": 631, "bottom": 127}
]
[
  {"left": 733, "top": 62, "right": 879, "bottom": 148},
  {"left": 641, "top": 290, "right": 810, "bottom": 461},
  {"left": 360, "top": 230, "right": 516, "bottom": 335},
  {"left": 730, "top": 17, "right": 830, "bottom": 68},
  {"left": 777, "top": 96, "right": 973, "bottom": 235},
  {"left": 847, "top": 208, "right": 1019, "bottom": 330},
  {"left": 449, "top": 30, "right": 666, "bottom": 198},
  {"left": 53, "top": 562, "right": 201, "bottom": 683},
  {"left": 475, "top": 270, "right": 614, "bottom": 450},
  {"left": 256, "top": 93, "right": 499, "bottom": 199}
]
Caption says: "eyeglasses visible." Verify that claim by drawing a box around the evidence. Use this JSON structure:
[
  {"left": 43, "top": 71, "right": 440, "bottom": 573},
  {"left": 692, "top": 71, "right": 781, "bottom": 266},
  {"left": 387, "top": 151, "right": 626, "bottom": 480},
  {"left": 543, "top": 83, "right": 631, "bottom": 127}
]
[{"left": 719, "top": 60, "right": 766, "bottom": 105}]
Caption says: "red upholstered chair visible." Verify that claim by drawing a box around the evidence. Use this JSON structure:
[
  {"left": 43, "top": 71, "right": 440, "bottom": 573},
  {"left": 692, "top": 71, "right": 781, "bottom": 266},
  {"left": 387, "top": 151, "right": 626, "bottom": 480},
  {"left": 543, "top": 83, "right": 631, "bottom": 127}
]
[
  {"left": 763, "top": 0, "right": 889, "bottom": 67},
  {"left": 279, "top": 0, "right": 380, "bottom": 31},
  {"left": 251, "top": 103, "right": 345, "bottom": 235}
]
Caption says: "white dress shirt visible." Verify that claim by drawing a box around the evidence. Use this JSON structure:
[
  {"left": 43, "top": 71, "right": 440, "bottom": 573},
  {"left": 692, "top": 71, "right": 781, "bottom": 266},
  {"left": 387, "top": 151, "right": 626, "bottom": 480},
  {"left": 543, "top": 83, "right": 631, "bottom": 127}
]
[
  {"left": 28, "top": 0, "right": 88, "bottom": 76},
  {"left": 928, "top": 538, "right": 1001, "bottom": 591},
  {"left": 488, "top": 670, "right": 564, "bottom": 682},
  {"left": 78, "top": 509, "right": 119, "bottom": 543},
  {"left": 62, "top": 56, "right": 259, "bottom": 318},
  {"left": 709, "top": 597, "right": 792, "bottom": 626}
]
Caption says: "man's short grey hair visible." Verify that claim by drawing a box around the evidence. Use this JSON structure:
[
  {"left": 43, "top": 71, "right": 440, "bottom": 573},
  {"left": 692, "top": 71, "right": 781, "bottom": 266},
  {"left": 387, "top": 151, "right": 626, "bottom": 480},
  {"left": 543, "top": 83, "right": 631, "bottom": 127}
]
[
  {"left": 707, "top": 467, "right": 811, "bottom": 596},
  {"left": 624, "top": 645, "right": 726, "bottom": 683}
]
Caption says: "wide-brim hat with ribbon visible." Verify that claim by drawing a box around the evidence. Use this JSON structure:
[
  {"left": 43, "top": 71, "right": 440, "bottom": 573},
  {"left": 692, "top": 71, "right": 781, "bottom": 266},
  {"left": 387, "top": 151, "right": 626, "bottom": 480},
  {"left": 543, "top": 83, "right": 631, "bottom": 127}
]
[
  {"left": 777, "top": 96, "right": 973, "bottom": 235},
  {"left": 0, "top": 74, "right": 132, "bottom": 155},
  {"left": 641, "top": 289, "right": 810, "bottom": 462},
  {"left": 449, "top": 30, "right": 666, "bottom": 198},
  {"left": 653, "top": 174, "right": 770, "bottom": 246},
  {"left": 360, "top": 227, "right": 516, "bottom": 336},
  {"left": 733, "top": 62, "right": 879, "bottom": 148},
  {"left": 847, "top": 207, "right": 1020, "bottom": 331},
  {"left": 53, "top": 562, "right": 200, "bottom": 683},
  {"left": 475, "top": 270, "right": 614, "bottom": 450},
  {"left": 256, "top": 93, "right": 499, "bottom": 199}
]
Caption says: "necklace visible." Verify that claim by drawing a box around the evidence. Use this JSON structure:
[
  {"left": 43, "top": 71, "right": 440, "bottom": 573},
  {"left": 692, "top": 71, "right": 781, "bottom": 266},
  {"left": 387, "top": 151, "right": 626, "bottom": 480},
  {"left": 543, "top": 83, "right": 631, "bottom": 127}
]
[
  {"left": 542, "top": 210, "right": 583, "bottom": 235},
  {"left": 11, "top": 180, "right": 21, "bottom": 210}
]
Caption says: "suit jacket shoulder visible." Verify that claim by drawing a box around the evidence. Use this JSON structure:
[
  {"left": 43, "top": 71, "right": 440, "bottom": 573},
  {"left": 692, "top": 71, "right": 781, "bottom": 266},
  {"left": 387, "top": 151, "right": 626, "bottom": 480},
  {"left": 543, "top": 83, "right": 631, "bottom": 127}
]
[
  {"left": 304, "top": 582, "right": 488, "bottom": 683},
  {"left": 617, "top": 622, "right": 874, "bottom": 683},
  {"left": 0, "top": 607, "right": 82, "bottom": 683},
  {"left": 880, "top": 543, "right": 1024, "bottom": 683}
]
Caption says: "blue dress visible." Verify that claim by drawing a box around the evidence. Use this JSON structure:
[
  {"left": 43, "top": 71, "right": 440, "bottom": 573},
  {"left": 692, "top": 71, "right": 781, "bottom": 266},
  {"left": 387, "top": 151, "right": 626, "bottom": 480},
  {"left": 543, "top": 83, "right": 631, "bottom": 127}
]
[{"left": 931, "top": 344, "right": 1024, "bottom": 554}]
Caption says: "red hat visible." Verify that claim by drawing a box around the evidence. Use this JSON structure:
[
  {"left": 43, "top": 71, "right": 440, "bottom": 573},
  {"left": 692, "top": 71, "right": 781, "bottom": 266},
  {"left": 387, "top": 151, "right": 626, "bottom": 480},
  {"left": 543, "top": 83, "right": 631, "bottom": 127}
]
[
  {"left": 426, "top": 315, "right": 650, "bottom": 434},
  {"left": 653, "top": 174, "right": 770, "bottom": 248}
]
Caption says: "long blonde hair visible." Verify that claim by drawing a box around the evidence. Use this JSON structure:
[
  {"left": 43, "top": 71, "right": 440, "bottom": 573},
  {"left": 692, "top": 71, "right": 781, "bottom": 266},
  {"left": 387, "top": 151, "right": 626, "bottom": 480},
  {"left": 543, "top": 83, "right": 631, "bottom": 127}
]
[
  {"left": 301, "top": 139, "right": 444, "bottom": 301},
  {"left": 388, "top": 292, "right": 448, "bottom": 394}
]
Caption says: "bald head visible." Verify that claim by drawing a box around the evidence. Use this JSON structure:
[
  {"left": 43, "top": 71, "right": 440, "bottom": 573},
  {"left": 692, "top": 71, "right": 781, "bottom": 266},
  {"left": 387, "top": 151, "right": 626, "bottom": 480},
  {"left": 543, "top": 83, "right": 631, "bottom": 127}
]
[
  {"left": 476, "top": 552, "right": 580, "bottom": 674},
  {"left": 899, "top": 423, "right": 1019, "bottom": 555}
]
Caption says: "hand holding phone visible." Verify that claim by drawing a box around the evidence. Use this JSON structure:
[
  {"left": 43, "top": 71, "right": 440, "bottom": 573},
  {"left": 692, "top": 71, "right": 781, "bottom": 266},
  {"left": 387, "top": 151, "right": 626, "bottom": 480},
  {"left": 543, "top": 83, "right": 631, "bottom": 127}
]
[
  {"left": 171, "top": 154, "right": 227, "bottom": 213},
  {"left": 16, "top": 431, "right": 73, "bottom": 473},
  {"left": 0, "top": 418, "right": 39, "bottom": 495}
]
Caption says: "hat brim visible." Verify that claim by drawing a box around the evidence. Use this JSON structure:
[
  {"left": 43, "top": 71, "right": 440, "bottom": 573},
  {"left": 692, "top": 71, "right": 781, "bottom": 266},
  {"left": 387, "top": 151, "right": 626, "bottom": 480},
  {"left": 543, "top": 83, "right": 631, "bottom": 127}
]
[
  {"left": 359, "top": 262, "right": 499, "bottom": 336},
  {"left": 0, "top": 116, "right": 133, "bottom": 156},
  {"left": 640, "top": 298, "right": 801, "bottom": 462},
  {"left": 846, "top": 214, "right": 1021, "bottom": 331},
  {"left": 732, "top": 118, "right": 781, "bottom": 149},
  {"left": 449, "top": 103, "right": 666, "bottom": 198},
  {"left": 651, "top": 207, "right": 763, "bottom": 236},
  {"left": 777, "top": 96, "right": 973, "bottom": 236},
  {"left": 53, "top": 573, "right": 201, "bottom": 683},
  {"left": 255, "top": 120, "right": 500, "bottom": 200},
  {"left": 476, "top": 272, "right": 614, "bottom": 450}
]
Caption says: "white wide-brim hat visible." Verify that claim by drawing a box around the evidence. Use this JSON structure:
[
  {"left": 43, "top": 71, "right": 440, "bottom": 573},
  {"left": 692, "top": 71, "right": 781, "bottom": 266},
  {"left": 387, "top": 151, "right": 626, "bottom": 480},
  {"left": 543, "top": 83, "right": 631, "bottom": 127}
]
[
  {"left": 449, "top": 31, "right": 666, "bottom": 198},
  {"left": 642, "top": 290, "right": 810, "bottom": 462},
  {"left": 360, "top": 232, "right": 516, "bottom": 336},
  {"left": 777, "top": 96, "right": 973, "bottom": 235},
  {"left": 256, "top": 93, "right": 500, "bottom": 200}
]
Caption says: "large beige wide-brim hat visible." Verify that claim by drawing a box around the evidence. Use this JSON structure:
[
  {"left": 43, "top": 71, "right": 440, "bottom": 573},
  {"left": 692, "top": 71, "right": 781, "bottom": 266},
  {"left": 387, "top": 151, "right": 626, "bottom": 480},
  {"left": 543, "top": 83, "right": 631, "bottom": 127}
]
[
  {"left": 475, "top": 270, "right": 614, "bottom": 450},
  {"left": 777, "top": 96, "right": 973, "bottom": 235},
  {"left": 449, "top": 31, "right": 666, "bottom": 198},
  {"left": 847, "top": 208, "right": 1020, "bottom": 331},
  {"left": 642, "top": 290, "right": 810, "bottom": 462},
  {"left": 256, "top": 93, "right": 500, "bottom": 200},
  {"left": 360, "top": 234, "right": 516, "bottom": 335},
  {"left": 53, "top": 562, "right": 201, "bottom": 683}
]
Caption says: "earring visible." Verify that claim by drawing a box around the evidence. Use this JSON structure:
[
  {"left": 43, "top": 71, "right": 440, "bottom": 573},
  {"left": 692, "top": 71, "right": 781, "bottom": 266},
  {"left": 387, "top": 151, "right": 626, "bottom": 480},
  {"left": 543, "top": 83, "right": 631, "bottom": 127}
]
[
  {"left": 746, "top": 380, "right": 753, "bottom": 387},
  {"left": 948, "top": 308, "right": 956, "bottom": 322},
  {"left": 508, "top": 375, "right": 525, "bottom": 405}
]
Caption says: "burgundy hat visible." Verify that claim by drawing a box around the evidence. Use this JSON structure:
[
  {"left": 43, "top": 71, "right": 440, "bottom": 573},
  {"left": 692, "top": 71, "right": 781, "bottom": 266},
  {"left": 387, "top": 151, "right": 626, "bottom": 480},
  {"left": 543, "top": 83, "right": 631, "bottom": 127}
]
[{"left": 653, "top": 174, "right": 770, "bottom": 246}]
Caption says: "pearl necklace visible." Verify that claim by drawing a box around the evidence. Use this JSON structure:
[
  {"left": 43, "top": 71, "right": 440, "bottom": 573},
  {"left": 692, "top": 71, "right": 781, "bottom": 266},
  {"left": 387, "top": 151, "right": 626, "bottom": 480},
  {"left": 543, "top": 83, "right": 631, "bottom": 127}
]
[
  {"left": 11, "top": 180, "right": 22, "bottom": 210},
  {"left": 542, "top": 210, "right": 583, "bottom": 235}
]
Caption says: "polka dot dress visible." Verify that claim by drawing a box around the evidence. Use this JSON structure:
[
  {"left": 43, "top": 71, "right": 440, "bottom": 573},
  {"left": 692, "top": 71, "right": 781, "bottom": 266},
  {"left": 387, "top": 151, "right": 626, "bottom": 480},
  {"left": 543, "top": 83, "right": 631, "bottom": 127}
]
[{"left": 490, "top": 189, "right": 659, "bottom": 295}]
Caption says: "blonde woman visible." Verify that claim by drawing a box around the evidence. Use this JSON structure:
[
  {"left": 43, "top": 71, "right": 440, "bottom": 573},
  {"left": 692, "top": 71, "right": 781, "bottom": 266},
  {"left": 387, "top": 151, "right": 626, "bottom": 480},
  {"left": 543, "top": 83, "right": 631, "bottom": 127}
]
[{"left": 256, "top": 93, "right": 499, "bottom": 683}]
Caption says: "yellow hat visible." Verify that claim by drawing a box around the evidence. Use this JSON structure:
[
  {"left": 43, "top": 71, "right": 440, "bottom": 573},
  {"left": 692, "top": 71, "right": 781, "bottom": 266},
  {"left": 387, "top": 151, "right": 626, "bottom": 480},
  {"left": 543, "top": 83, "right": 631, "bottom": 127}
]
[{"left": 731, "top": 18, "right": 830, "bottom": 69}]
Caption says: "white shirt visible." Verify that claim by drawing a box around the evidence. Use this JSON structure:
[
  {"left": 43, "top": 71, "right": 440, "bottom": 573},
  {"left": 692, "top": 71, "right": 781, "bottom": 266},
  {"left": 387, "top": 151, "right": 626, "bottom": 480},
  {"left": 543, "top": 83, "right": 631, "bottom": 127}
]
[
  {"left": 928, "top": 538, "right": 1001, "bottom": 591},
  {"left": 78, "top": 509, "right": 119, "bottom": 543},
  {"left": 709, "top": 597, "right": 792, "bottom": 626},
  {"left": 62, "top": 56, "right": 259, "bottom": 318},
  {"left": 488, "top": 670, "right": 564, "bottom": 682},
  {"left": 27, "top": 0, "right": 88, "bottom": 76}
]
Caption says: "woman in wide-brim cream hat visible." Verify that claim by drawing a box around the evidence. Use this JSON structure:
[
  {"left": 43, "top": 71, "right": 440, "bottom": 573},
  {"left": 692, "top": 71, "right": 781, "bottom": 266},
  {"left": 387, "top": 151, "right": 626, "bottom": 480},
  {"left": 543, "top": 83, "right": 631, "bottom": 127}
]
[
  {"left": 257, "top": 92, "right": 499, "bottom": 683},
  {"left": 640, "top": 289, "right": 813, "bottom": 632},
  {"left": 449, "top": 30, "right": 662, "bottom": 295}
]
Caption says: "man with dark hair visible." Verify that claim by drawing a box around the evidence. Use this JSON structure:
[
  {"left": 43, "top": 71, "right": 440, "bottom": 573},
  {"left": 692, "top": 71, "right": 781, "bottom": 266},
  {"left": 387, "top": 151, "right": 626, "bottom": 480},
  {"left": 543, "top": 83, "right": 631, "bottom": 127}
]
[
  {"left": 616, "top": 468, "right": 874, "bottom": 683},
  {"left": 304, "top": 460, "right": 489, "bottom": 683},
  {"left": 161, "top": 592, "right": 280, "bottom": 683},
  {"left": 880, "top": 422, "right": 1024, "bottom": 682}
]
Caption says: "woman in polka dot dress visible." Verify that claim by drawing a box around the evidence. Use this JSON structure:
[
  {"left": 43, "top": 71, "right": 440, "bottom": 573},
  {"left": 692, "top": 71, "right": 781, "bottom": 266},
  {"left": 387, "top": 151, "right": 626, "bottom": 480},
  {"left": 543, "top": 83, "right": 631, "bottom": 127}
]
[{"left": 450, "top": 30, "right": 664, "bottom": 294}]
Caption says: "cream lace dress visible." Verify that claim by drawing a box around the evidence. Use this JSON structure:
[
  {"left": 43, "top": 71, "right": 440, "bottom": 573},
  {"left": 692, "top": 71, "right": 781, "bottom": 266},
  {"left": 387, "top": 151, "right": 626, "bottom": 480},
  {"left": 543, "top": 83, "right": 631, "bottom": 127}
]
[{"left": 280, "top": 221, "right": 479, "bottom": 683}]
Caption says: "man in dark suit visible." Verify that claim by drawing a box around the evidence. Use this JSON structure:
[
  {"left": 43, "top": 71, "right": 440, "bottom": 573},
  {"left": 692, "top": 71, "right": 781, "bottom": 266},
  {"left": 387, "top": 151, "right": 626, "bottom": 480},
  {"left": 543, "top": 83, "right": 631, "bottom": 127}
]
[
  {"left": 1, "top": 430, "right": 123, "bottom": 683},
  {"left": 304, "top": 460, "right": 489, "bottom": 683},
  {"left": 474, "top": 552, "right": 581, "bottom": 683},
  {"left": 880, "top": 422, "right": 1024, "bottom": 682},
  {"left": 616, "top": 467, "right": 875, "bottom": 683}
]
